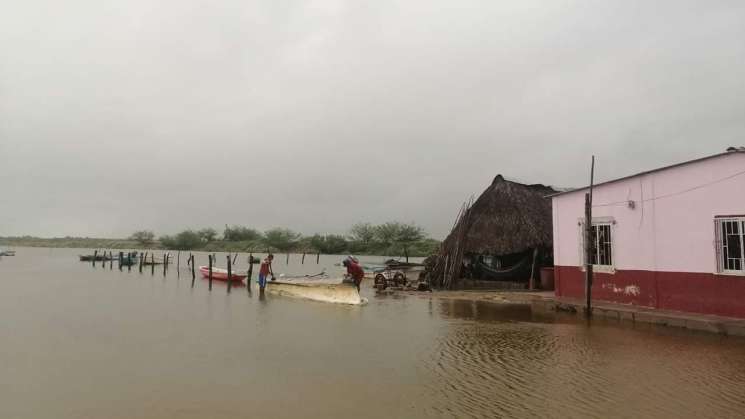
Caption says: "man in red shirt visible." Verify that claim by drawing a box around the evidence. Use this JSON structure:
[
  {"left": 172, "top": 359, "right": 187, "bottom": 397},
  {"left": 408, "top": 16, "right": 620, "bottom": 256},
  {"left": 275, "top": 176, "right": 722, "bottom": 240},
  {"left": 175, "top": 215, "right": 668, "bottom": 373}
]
[
  {"left": 258, "top": 254, "right": 274, "bottom": 289},
  {"left": 342, "top": 256, "right": 364, "bottom": 291}
]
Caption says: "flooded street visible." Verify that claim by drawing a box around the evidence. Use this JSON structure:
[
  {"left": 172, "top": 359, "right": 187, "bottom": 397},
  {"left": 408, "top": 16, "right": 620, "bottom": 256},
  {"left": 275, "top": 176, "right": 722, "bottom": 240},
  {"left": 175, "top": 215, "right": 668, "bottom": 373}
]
[{"left": 2, "top": 248, "right": 745, "bottom": 418}]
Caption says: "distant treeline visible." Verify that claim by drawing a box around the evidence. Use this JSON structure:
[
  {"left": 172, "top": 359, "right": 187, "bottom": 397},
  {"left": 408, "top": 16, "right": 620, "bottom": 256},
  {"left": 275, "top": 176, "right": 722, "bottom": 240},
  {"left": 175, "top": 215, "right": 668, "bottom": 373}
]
[{"left": 2, "top": 222, "right": 440, "bottom": 257}]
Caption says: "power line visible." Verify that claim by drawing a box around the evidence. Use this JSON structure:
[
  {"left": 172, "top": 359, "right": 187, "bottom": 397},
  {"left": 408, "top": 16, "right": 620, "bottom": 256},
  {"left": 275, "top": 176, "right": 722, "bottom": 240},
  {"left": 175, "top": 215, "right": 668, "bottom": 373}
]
[{"left": 592, "top": 168, "right": 745, "bottom": 208}]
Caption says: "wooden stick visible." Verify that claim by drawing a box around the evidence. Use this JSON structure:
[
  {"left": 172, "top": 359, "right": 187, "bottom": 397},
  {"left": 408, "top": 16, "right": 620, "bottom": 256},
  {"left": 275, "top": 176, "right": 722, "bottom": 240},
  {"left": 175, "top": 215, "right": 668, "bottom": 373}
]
[
  {"left": 232, "top": 253, "right": 238, "bottom": 266},
  {"left": 529, "top": 247, "right": 538, "bottom": 290},
  {"left": 177, "top": 251, "right": 181, "bottom": 277},
  {"left": 227, "top": 255, "right": 232, "bottom": 293},
  {"left": 316, "top": 252, "right": 320, "bottom": 264},
  {"left": 93, "top": 250, "right": 97, "bottom": 267},
  {"left": 151, "top": 253, "right": 155, "bottom": 275},
  {"left": 190, "top": 255, "right": 196, "bottom": 287},
  {"left": 286, "top": 253, "right": 290, "bottom": 265},
  {"left": 302, "top": 252, "right": 306, "bottom": 264},
  {"left": 208, "top": 254, "right": 213, "bottom": 291},
  {"left": 247, "top": 253, "right": 253, "bottom": 292}
]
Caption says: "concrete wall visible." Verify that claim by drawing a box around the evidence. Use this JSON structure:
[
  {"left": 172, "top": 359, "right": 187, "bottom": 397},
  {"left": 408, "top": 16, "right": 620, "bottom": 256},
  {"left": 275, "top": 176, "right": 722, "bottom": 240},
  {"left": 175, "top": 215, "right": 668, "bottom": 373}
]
[{"left": 552, "top": 151, "right": 745, "bottom": 317}]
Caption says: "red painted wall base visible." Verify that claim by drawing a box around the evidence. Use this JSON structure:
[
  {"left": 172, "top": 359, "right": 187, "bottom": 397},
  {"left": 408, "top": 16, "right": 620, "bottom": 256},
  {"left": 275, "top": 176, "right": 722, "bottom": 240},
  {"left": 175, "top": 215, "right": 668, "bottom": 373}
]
[{"left": 554, "top": 266, "right": 745, "bottom": 319}]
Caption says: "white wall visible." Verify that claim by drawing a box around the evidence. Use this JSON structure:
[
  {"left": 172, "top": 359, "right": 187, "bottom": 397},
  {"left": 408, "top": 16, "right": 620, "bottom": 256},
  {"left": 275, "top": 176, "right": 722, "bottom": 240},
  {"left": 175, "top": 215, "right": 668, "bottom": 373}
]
[{"left": 553, "top": 152, "right": 745, "bottom": 273}]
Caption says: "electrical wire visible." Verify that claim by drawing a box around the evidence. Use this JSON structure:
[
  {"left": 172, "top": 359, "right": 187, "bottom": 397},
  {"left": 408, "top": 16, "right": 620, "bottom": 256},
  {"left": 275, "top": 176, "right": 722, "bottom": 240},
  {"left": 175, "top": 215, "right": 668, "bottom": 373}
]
[{"left": 592, "top": 168, "right": 745, "bottom": 208}]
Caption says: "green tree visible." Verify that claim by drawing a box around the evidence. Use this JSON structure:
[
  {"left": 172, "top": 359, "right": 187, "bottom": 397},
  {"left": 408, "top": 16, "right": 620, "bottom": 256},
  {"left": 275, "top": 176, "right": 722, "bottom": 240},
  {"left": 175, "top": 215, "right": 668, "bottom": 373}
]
[
  {"left": 160, "top": 230, "right": 202, "bottom": 250},
  {"left": 349, "top": 222, "right": 376, "bottom": 244},
  {"left": 309, "top": 234, "right": 348, "bottom": 254},
  {"left": 264, "top": 228, "right": 300, "bottom": 251},
  {"left": 129, "top": 230, "right": 155, "bottom": 247},
  {"left": 223, "top": 225, "right": 263, "bottom": 241},
  {"left": 198, "top": 228, "right": 218, "bottom": 243}
]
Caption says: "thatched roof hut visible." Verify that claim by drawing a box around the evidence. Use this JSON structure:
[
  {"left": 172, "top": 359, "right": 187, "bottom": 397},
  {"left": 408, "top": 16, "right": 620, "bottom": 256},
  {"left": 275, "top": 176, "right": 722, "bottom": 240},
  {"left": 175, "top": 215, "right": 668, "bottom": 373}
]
[{"left": 428, "top": 175, "right": 556, "bottom": 288}]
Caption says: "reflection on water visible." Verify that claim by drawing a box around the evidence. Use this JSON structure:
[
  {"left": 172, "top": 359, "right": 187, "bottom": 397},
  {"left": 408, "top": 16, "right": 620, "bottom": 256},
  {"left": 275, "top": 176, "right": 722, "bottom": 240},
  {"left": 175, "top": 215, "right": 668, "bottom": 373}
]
[{"left": 1, "top": 248, "right": 745, "bottom": 418}]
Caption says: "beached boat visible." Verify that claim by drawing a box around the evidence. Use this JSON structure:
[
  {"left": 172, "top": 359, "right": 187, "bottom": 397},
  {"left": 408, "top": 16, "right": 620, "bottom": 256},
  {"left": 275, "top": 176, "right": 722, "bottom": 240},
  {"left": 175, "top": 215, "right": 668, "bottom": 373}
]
[
  {"left": 79, "top": 254, "right": 111, "bottom": 262},
  {"left": 0, "top": 250, "right": 16, "bottom": 256},
  {"left": 265, "top": 274, "right": 363, "bottom": 305},
  {"left": 142, "top": 257, "right": 171, "bottom": 266},
  {"left": 198, "top": 266, "right": 247, "bottom": 282}
]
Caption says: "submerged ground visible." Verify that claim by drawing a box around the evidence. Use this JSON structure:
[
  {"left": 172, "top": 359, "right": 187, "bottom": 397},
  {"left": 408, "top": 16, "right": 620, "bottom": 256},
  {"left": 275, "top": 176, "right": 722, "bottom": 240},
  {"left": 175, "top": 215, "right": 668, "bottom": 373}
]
[{"left": 2, "top": 248, "right": 744, "bottom": 418}]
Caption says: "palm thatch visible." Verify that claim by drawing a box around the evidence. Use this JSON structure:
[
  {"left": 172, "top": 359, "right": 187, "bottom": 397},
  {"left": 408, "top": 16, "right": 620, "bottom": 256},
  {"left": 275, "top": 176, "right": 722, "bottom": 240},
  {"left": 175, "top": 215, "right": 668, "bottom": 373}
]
[{"left": 428, "top": 175, "right": 556, "bottom": 288}]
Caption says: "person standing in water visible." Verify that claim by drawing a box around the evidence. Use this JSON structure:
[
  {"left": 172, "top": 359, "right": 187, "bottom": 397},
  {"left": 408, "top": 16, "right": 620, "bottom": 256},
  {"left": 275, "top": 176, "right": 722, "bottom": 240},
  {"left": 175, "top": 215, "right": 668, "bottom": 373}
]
[
  {"left": 258, "top": 254, "right": 274, "bottom": 289},
  {"left": 342, "top": 256, "right": 364, "bottom": 291}
]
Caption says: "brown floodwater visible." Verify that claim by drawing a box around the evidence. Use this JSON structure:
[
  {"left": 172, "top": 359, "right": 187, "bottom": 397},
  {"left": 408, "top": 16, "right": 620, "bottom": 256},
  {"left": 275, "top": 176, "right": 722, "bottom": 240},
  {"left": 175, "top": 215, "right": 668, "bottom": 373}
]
[{"left": 1, "top": 247, "right": 745, "bottom": 418}]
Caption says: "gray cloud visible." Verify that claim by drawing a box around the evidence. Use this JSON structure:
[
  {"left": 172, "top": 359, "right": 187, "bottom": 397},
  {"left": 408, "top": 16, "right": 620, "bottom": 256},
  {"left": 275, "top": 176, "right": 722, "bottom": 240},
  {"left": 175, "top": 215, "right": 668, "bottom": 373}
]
[{"left": 2, "top": 0, "right": 744, "bottom": 238}]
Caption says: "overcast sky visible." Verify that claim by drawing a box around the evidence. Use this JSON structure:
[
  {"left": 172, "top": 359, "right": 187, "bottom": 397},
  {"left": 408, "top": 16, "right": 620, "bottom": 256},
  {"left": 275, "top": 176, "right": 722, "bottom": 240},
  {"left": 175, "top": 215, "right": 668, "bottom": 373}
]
[{"left": 1, "top": 1, "right": 744, "bottom": 239}]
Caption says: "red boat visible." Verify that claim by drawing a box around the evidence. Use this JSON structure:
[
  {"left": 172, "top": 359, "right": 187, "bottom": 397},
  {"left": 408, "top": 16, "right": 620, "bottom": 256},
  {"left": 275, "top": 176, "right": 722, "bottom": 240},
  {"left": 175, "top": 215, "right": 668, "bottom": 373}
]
[{"left": 198, "top": 266, "right": 247, "bottom": 282}]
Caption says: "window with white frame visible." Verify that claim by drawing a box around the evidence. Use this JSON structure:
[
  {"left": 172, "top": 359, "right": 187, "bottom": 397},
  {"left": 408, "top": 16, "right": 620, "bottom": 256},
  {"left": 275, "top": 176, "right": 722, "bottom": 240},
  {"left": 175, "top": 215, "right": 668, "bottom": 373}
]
[
  {"left": 579, "top": 220, "right": 614, "bottom": 267},
  {"left": 716, "top": 217, "right": 745, "bottom": 273}
]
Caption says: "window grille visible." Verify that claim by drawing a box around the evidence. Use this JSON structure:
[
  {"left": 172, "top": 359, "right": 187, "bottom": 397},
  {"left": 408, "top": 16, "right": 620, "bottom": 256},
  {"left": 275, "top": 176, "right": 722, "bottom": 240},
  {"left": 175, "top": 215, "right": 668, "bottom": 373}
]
[{"left": 716, "top": 217, "right": 745, "bottom": 273}]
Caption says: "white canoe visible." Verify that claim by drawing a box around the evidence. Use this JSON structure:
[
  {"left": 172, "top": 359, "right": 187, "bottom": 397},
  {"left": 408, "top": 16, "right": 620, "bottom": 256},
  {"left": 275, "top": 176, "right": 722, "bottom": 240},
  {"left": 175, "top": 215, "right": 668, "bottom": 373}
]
[{"left": 265, "top": 275, "right": 362, "bottom": 305}]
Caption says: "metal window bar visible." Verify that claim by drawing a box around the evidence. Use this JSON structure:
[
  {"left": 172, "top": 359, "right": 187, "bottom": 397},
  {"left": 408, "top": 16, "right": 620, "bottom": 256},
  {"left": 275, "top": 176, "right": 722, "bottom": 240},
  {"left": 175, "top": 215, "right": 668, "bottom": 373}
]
[
  {"left": 588, "top": 223, "right": 613, "bottom": 267},
  {"left": 719, "top": 218, "right": 745, "bottom": 272},
  {"left": 740, "top": 220, "right": 745, "bottom": 271}
]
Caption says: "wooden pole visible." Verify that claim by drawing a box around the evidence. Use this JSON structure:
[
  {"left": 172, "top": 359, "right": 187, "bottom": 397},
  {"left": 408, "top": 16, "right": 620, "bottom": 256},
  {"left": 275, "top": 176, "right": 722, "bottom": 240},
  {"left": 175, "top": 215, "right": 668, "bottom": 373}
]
[
  {"left": 163, "top": 253, "right": 168, "bottom": 277},
  {"left": 93, "top": 250, "right": 97, "bottom": 267},
  {"left": 247, "top": 253, "right": 253, "bottom": 292},
  {"left": 301, "top": 252, "right": 306, "bottom": 264},
  {"left": 286, "top": 253, "right": 290, "bottom": 265},
  {"left": 584, "top": 155, "right": 595, "bottom": 317},
  {"left": 227, "top": 255, "right": 232, "bottom": 293},
  {"left": 208, "top": 254, "right": 213, "bottom": 291},
  {"left": 190, "top": 254, "right": 195, "bottom": 287},
  {"left": 529, "top": 247, "right": 538, "bottom": 290},
  {"left": 177, "top": 251, "right": 181, "bottom": 278},
  {"left": 151, "top": 253, "right": 155, "bottom": 275},
  {"left": 139, "top": 252, "right": 144, "bottom": 273},
  {"left": 119, "top": 251, "right": 123, "bottom": 270},
  {"left": 232, "top": 253, "right": 238, "bottom": 266},
  {"left": 316, "top": 252, "right": 320, "bottom": 264}
]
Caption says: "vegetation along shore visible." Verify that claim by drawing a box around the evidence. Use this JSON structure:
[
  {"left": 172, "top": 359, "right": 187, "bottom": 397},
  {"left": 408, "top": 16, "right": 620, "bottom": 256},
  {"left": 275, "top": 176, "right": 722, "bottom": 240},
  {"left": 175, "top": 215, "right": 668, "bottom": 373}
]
[{"left": 1, "top": 222, "right": 440, "bottom": 257}]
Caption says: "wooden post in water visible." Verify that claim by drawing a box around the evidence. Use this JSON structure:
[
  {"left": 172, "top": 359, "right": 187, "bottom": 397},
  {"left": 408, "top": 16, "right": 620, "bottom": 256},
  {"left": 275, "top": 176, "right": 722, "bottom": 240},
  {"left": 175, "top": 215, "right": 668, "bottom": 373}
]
[
  {"left": 139, "top": 252, "right": 144, "bottom": 273},
  {"left": 163, "top": 253, "right": 168, "bottom": 277},
  {"left": 208, "top": 254, "right": 213, "bottom": 291},
  {"left": 316, "top": 252, "right": 320, "bottom": 264},
  {"left": 227, "top": 255, "right": 233, "bottom": 293},
  {"left": 177, "top": 251, "right": 181, "bottom": 278},
  {"left": 190, "top": 254, "right": 196, "bottom": 287},
  {"left": 93, "top": 250, "right": 98, "bottom": 267},
  {"left": 151, "top": 253, "right": 155, "bottom": 275},
  {"left": 119, "top": 251, "right": 123, "bottom": 270},
  {"left": 301, "top": 252, "right": 306, "bottom": 264},
  {"left": 110, "top": 252, "right": 114, "bottom": 270},
  {"left": 286, "top": 253, "right": 289, "bottom": 265},
  {"left": 247, "top": 253, "right": 254, "bottom": 292},
  {"left": 232, "top": 253, "right": 238, "bottom": 266},
  {"left": 584, "top": 156, "right": 595, "bottom": 317}
]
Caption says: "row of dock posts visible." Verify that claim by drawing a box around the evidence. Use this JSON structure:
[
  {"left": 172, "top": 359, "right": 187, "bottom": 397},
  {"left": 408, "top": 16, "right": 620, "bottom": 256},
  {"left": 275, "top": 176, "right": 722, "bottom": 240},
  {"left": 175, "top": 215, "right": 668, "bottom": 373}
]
[{"left": 87, "top": 250, "right": 322, "bottom": 296}]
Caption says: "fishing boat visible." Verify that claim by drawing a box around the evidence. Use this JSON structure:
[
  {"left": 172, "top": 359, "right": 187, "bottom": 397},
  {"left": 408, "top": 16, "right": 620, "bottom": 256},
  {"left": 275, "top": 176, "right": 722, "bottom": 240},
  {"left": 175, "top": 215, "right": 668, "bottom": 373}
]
[
  {"left": 79, "top": 254, "right": 111, "bottom": 262},
  {"left": 265, "top": 274, "right": 363, "bottom": 305},
  {"left": 198, "top": 266, "right": 247, "bottom": 282},
  {"left": 142, "top": 257, "right": 171, "bottom": 266}
]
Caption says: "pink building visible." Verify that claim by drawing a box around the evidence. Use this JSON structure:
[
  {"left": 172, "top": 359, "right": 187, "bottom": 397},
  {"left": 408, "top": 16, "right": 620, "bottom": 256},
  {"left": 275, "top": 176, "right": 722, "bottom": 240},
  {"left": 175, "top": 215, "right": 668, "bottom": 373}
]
[{"left": 551, "top": 148, "right": 745, "bottom": 318}]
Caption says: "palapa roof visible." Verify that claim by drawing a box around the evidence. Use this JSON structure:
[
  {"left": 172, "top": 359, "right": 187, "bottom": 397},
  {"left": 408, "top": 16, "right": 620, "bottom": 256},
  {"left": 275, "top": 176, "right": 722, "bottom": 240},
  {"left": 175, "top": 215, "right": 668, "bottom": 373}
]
[{"left": 444, "top": 175, "right": 556, "bottom": 255}]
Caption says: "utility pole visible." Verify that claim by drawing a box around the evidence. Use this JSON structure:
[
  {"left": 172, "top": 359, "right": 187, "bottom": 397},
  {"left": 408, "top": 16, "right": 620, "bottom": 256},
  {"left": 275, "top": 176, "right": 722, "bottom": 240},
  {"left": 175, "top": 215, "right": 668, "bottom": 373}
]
[{"left": 585, "top": 156, "right": 595, "bottom": 317}]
